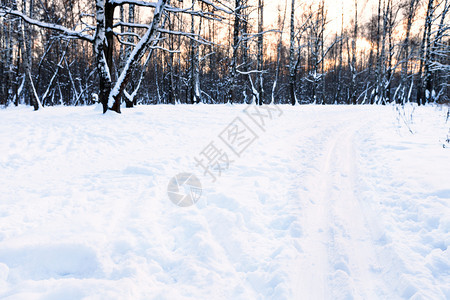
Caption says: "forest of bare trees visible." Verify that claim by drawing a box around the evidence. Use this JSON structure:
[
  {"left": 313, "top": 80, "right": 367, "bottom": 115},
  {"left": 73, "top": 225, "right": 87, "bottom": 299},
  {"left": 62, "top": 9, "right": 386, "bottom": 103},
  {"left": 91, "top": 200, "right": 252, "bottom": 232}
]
[{"left": 0, "top": 0, "right": 449, "bottom": 112}]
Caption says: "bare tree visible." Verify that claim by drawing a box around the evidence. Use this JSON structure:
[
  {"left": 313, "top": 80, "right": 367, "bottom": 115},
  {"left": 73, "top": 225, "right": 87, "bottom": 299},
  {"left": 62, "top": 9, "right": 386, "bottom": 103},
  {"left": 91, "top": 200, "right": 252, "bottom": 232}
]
[
  {"left": 1, "top": 0, "right": 448, "bottom": 108},
  {"left": 288, "top": 0, "right": 297, "bottom": 105},
  {"left": 417, "top": 0, "right": 435, "bottom": 105},
  {"left": 228, "top": 0, "right": 241, "bottom": 104},
  {"left": 1, "top": 0, "right": 230, "bottom": 112},
  {"left": 256, "top": 0, "right": 264, "bottom": 105},
  {"left": 272, "top": 0, "right": 288, "bottom": 104},
  {"left": 398, "top": 0, "right": 418, "bottom": 104}
]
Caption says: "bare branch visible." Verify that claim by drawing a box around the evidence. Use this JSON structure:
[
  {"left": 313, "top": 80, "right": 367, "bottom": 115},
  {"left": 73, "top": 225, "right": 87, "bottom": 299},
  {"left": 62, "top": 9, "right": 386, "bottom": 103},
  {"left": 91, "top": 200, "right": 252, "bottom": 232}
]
[
  {"left": 197, "top": 0, "right": 234, "bottom": 14},
  {"left": 0, "top": 7, "right": 94, "bottom": 42},
  {"left": 111, "top": 0, "right": 157, "bottom": 8},
  {"left": 113, "top": 21, "right": 150, "bottom": 29}
]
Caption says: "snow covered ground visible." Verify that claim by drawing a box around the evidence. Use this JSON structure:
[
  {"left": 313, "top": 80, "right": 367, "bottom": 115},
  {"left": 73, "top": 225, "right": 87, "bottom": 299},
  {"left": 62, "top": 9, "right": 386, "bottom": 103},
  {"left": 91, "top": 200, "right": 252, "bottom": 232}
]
[{"left": 0, "top": 104, "right": 449, "bottom": 299}]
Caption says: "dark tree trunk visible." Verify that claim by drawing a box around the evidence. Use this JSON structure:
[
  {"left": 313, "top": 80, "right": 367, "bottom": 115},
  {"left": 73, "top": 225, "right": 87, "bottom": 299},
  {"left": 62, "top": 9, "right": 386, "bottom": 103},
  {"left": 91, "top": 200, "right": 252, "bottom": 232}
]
[
  {"left": 257, "top": 0, "right": 264, "bottom": 105},
  {"left": 228, "top": 0, "right": 241, "bottom": 104},
  {"left": 417, "top": 0, "right": 434, "bottom": 106},
  {"left": 288, "top": 0, "right": 296, "bottom": 105}
]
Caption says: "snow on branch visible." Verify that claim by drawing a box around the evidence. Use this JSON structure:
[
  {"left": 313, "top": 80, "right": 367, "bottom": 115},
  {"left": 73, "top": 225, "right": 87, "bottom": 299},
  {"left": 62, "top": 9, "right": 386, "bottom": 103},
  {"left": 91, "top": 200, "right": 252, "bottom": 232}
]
[
  {"left": 0, "top": 7, "right": 94, "bottom": 42},
  {"left": 148, "top": 45, "right": 180, "bottom": 53},
  {"left": 108, "top": 0, "right": 167, "bottom": 106},
  {"left": 165, "top": 5, "right": 225, "bottom": 21},
  {"left": 316, "top": 38, "right": 342, "bottom": 66},
  {"left": 244, "top": 29, "right": 281, "bottom": 41},
  {"left": 197, "top": 0, "right": 233, "bottom": 14},
  {"left": 156, "top": 28, "right": 213, "bottom": 46},
  {"left": 237, "top": 69, "right": 267, "bottom": 75},
  {"left": 111, "top": 0, "right": 157, "bottom": 8},
  {"left": 113, "top": 21, "right": 150, "bottom": 29},
  {"left": 115, "top": 37, "right": 137, "bottom": 47},
  {"left": 113, "top": 31, "right": 141, "bottom": 39},
  {"left": 430, "top": 61, "right": 450, "bottom": 71}
]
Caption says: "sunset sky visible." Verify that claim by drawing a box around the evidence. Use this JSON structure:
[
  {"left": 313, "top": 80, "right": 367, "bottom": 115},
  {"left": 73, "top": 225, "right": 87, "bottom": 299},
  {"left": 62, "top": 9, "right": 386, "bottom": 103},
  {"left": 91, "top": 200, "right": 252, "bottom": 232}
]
[{"left": 263, "top": 0, "right": 377, "bottom": 34}]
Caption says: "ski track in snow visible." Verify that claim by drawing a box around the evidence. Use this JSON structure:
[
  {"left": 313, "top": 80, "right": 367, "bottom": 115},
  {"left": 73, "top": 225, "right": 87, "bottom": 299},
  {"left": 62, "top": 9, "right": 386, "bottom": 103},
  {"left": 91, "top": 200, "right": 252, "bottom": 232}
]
[
  {"left": 288, "top": 112, "right": 389, "bottom": 299},
  {"left": 0, "top": 104, "right": 449, "bottom": 299}
]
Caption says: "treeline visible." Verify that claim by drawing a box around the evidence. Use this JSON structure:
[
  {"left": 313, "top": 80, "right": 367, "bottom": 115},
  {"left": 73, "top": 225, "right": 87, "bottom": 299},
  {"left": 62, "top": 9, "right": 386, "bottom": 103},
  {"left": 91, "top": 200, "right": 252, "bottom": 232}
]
[{"left": 0, "top": 0, "right": 449, "bottom": 111}]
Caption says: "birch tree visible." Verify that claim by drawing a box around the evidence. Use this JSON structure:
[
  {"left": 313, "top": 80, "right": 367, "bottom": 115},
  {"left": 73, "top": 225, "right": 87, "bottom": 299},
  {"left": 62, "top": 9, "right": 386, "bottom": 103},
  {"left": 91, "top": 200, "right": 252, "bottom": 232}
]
[
  {"left": 1, "top": 0, "right": 229, "bottom": 113},
  {"left": 288, "top": 0, "right": 297, "bottom": 105},
  {"left": 228, "top": 0, "right": 241, "bottom": 104},
  {"left": 398, "top": 0, "right": 418, "bottom": 104},
  {"left": 256, "top": 0, "right": 264, "bottom": 105},
  {"left": 417, "top": 0, "right": 435, "bottom": 105}
]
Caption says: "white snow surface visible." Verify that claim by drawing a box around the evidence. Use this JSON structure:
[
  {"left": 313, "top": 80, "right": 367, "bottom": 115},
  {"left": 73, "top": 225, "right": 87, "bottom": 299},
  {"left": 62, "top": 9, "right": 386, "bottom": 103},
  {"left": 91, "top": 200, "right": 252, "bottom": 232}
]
[{"left": 0, "top": 104, "right": 449, "bottom": 299}]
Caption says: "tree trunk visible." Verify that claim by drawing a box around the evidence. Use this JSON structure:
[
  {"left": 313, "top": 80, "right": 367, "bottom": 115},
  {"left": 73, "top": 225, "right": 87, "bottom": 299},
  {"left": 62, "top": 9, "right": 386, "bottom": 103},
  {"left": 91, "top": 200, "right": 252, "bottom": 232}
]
[
  {"left": 400, "top": 0, "right": 416, "bottom": 104},
  {"left": 229, "top": 0, "right": 241, "bottom": 104},
  {"left": 257, "top": 0, "right": 264, "bottom": 105},
  {"left": 350, "top": 0, "right": 358, "bottom": 105},
  {"left": 94, "top": 0, "right": 112, "bottom": 113},
  {"left": 288, "top": 0, "right": 296, "bottom": 105},
  {"left": 272, "top": 1, "right": 287, "bottom": 104},
  {"left": 108, "top": 0, "right": 168, "bottom": 110},
  {"left": 417, "top": 0, "right": 434, "bottom": 105}
]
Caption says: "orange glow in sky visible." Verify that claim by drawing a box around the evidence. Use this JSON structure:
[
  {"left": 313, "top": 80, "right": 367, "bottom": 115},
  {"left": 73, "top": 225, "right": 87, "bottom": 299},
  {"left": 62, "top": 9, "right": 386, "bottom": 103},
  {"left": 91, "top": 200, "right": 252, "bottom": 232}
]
[{"left": 264, "top": 0, "right": 378, "bottom": 34}]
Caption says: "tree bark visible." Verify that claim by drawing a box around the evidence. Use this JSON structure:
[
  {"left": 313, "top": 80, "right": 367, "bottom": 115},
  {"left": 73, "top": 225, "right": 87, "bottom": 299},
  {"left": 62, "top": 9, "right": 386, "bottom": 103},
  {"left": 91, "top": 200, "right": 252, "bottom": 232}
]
[
  {"left": 257, "top": 0, "right": 264, "bottom": 105},
  {"left": 417, "top": 0, "right": 434, "bottom": 105},
  {"left": 288, "top": 0, "right": 296, "bottom": 105}
]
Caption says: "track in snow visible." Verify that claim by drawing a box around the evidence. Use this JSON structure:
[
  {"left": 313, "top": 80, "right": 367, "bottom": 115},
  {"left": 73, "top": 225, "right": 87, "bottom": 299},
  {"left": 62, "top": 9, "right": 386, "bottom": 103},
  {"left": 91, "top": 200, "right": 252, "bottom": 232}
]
[
  {"left": 0, "top": 105, "right": 448, "bottom": 299},
  {"left": 291, "top": 113, "right": 393, "bottom": 299}
]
